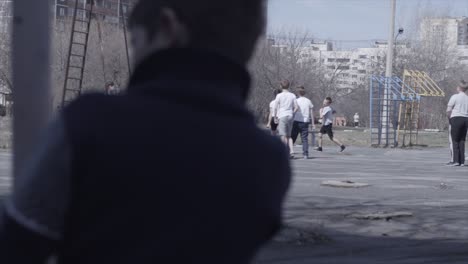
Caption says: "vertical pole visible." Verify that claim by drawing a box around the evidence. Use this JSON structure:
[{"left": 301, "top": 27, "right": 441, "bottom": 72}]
[
  {"left": 117, "top": 0, "right": 121, "bottom": 20},
  {"left": 12, "top": 0, "right": 51, "bottom": 183},
  {"left": 381, "top": 0, "right": 396, "bottom": 146},
  {"left": 54, "top": 0, "right": 57, "bottom": 24},
  {"left": 120, "top": 0, "right": 131, "bottom": 75},
  {"left": 369, "top": 77, "right": 373, "bottom": 146}
]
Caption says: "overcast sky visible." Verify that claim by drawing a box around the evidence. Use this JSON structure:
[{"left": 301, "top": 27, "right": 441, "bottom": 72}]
[{"left": 267, "top": 0, "right": 468, "bottom": 49}]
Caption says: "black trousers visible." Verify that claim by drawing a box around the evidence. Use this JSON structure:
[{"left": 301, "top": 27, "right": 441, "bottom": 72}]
[{"left": 450, "top": 117, "right": 468, "bottom": 164}]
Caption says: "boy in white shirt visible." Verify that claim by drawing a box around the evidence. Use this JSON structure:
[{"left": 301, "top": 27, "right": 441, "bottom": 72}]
[
  {"left": 291, "top": 87, "right": 315, "bottom": 159},
  {"left": 274, "top": 80, "right": 298, "bottom": 157},
  {"left": 266, "top": 89, "right": 281, "bottom": 136},
  {"left": 317, "top": 97, "right": 346, "bottom": 152}
]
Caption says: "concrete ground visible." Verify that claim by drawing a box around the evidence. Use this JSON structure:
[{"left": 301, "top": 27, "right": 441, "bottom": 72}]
[
  {"left": 1, "top": 147, "right": 468, "bottom": 263},
  {"left": 255, "top": 146, "right": 468, "bottom": 263}
]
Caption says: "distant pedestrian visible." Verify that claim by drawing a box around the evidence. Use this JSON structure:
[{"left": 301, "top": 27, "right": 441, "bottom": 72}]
[
  {"left": 354, "top": 113, "right": 360, "bottom": 128},
  {"left": 317, "top": 97, "right": 346, "bottom": 152},
  {"left": 274, "top": 80, "right": 298, "bottom": 157},
  {"left": 447, "top": 80, "right": 468, "bottom": 166},
  {"left": 266, "top": 89, "right": 281, "bottom": 136},
  {"left": 291, "top": 86, "right": 315, "bottom": 159},
  {"left": 106, "top": 82, "right": 120, "bottom": 95}
]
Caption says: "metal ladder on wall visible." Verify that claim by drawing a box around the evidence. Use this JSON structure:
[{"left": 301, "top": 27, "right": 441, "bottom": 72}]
[{"left": 61, "top": 0, "right": 95, "bottom": 107}]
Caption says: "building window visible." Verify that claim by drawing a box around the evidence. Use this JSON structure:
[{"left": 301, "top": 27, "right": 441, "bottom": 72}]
[
  {"left": 358, "top": 70, "right": 366, "bottom": 74},
  {"left": 59, "top": 7, "right": 66, "bottom": 16},
  {"left": 458, "top": 56, "right": 468, "bottom": 61},
  {"left": 328, "top": 58, "right": 335, "bottom": 62},
  {"left": 359, "top": 55, "right": 367, "bottom": 59},
  {"left": 337, "top": 66, "right": 350, "bottom": 70},
  {"left": 336, "top": 58, "right": 350, "bottom": 63},
  {"left": 352, "top": 75, "right": 358, "bottom": 78}
]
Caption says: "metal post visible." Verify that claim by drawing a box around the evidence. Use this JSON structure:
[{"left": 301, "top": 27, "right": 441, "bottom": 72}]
[
  {"left": 120, "top": 0, "right": 131, "bottom": 75},
  {"left": 117, "top": 0, "right": 121, "bottom": 19},
  {"left": 369, "top": 77, "right": 373, "bottom": 145},
  {"left": 12, "top": 0, "right": 51, "bottom": 183},
  {"left": 381, "top": 0, "right": 396, "bottom": 146}
]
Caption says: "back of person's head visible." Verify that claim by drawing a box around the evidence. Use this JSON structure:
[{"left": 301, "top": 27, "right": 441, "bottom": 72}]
[
  {"left": 129, "top": 0, "right": 266, "bottom": 66},
  {"left": 326, "top": 97, "right": 333, "bottom": 104},
  {"left": 280, "top": 80, "right": 290, "bottom": 90},
  {"left": 459, "top": 80, "right": 468, "bottom": 92},
  {"left": 297, "top": 86, "right": 306, "bottom": 96}
]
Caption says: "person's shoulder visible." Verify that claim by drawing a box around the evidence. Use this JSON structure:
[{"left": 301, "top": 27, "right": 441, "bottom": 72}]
[{"left": 449, "top": 94, "right": 459, "bottom": 103}]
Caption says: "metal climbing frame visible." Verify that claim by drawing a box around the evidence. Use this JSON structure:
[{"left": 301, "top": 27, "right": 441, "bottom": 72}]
[
  {"left": 370, "top": 76, "right": 419, "bottom": 147},
  {"left": 61, "top": 0, "right": 134, "bottom": 107},
  {"left": 61, "top": 0, "right": 95, "bottom": 107},
  {"left": 397, "top": 70, "right": 445, "bottom": 147}
]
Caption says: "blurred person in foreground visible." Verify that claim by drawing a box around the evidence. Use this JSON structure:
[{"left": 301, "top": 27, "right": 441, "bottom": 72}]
[{"left": 0, "top": 0, "right": 291, "bottom": 263}]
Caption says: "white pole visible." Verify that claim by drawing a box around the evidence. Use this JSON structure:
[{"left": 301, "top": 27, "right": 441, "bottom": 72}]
[
  {"left": 118, "top": 0, "right": 121, "bottom": 20},
  {"left": 386, "top": 0, "right": 396, "bottom": 79},
  {"left": 12, "top": 0, "right": 52, "bottom": 183},
  {"left": 381, "top": 0, "right": 396, "bottom": 146}
]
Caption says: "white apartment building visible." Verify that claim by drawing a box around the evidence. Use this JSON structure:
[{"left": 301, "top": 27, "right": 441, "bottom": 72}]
[
  {"left": 295, "top": 41, "right": 403, "bottom": 90},
  {"left": 420, "top": 17, "right": 468, "bottom": 63}
]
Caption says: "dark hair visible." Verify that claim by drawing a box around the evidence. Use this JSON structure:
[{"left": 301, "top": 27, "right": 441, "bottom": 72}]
[
  {"left": 325, "top": 97, "right": 333, "bottom": 103},
  {"left": 460, "top": 80, "right": 468, "bottom": 92},
  {"left": 280, "top": 80, "right": 290, "bottom": 90},
  {"left": 129, "top": 0, "right": 266, "bottom": 64},
  {"left": 274, "top": 89, "right": 281, "bottom": 97},
  {"left": 297, "top": 86, "right": 306, "bottom": 96}
]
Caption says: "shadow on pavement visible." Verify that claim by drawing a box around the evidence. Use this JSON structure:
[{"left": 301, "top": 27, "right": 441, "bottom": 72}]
[{"left": 255, "top": 229, "right": 468, "bottom": 264}]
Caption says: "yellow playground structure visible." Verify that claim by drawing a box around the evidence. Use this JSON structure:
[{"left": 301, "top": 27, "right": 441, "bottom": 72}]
[
  {"left": 397, "top": 70, "right": 445, "bottom": 147},
  {"left": 370, "top": 70, "right": 445, "bottom": 147}
]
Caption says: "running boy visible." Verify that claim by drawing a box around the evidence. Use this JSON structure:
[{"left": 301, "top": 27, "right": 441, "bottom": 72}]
[
  {"left": 266, "top": 89, "right": 281, "bottom": 136},
  {"left": 317, "top": 97, "right": 346, "bottom": 152},
  {"left": 274, "top": 80, "right": 298, "bottom": 157}
]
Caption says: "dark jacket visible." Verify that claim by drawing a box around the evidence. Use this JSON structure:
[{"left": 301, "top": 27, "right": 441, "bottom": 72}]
[{"left": 0, "top": 48, "right": 291, "bottom": 264}]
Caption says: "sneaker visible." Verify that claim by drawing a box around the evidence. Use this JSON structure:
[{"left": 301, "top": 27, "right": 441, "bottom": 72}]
[
  {"left": 316, "top": 147, "right": 323, "bottom": 152},
  {"left": 303, "top": 155, "right": 309, "bottom": 160},
  {"left": 448, "top": 163, "right": 461, "bottom": 167},
  {"left": 445, "top": 162, "right": 456, "bottom": 166},
  {"left": 340, "top": 145, "right": 346, "bottom": 152}
]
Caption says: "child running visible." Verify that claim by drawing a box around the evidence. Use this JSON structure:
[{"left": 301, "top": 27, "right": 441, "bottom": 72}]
[{"left": 316, "top": 97, "right": 346, "bottom": 152}]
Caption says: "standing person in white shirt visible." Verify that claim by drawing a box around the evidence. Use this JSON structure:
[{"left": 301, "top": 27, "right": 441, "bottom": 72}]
[
  {"left": 354, "top": 113, "right": 360, "bottom": 128},
  {"left": 266, "top": 89, "right": 281, "bottom": 136},
  {"left": 291, "top": 86, "right": 315, "bottom": 159},
  {"left": 447, "top": 80, "right": 468, "bottom": 167},
  {"left": 274, "top": 80, "right": 298, "bottom": 157},
  {"left": 317, "top": 97, "right": 346, "bottom": 152}
]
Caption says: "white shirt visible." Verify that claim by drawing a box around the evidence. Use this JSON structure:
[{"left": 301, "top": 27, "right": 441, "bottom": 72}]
[
  {"left": 294, "top": 97, "right": 314, "bottom": 122},
  {"left": 448, "top": 92, "right": 468, "bottom": 118},
  {"left": 274, "top": 91, "right": 297, "bottom": 118},
  {"left": 354, "top": 114, "right": 360, "bottom": 123},
  {"left": 321, "top": 106, "right": 334, "bottom": 125},
  {"left": 269, "top": 100, "right": 276, "bottom": 114}
]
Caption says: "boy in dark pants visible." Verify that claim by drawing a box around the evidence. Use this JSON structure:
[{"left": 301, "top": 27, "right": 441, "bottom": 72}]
[
  {"left": 291, "top": 87, "right": 315, "bottom": 159},
  {"left": 317, "top": 97, "right": 346, "bottom": 152}
]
